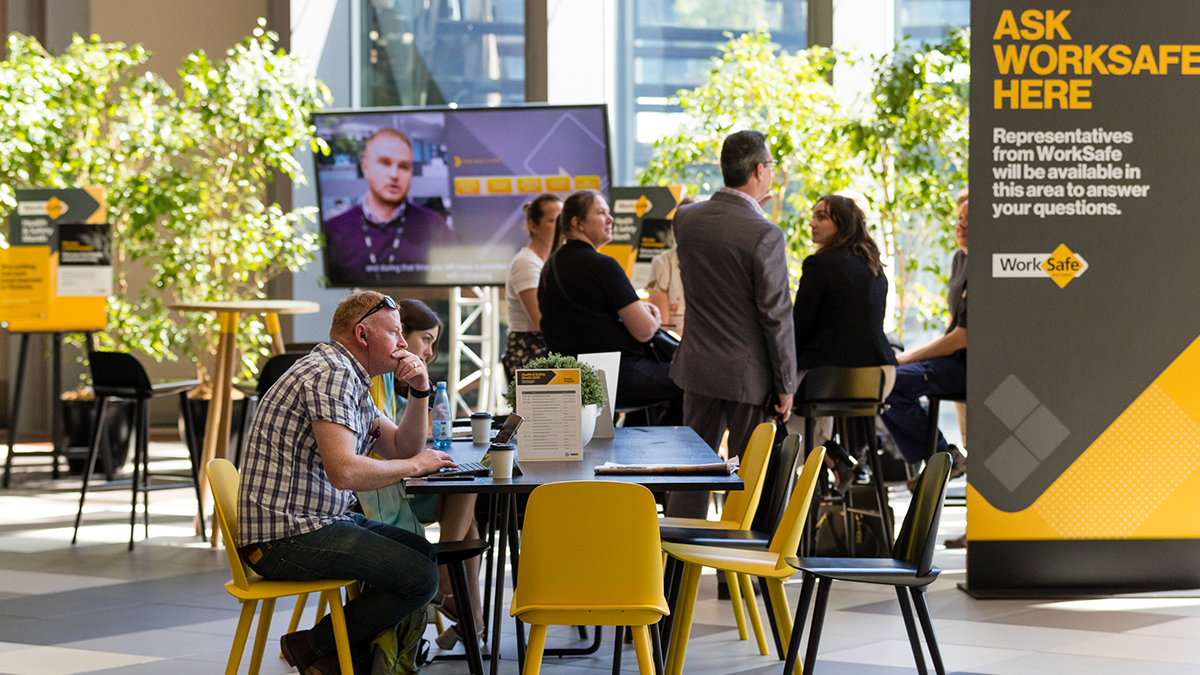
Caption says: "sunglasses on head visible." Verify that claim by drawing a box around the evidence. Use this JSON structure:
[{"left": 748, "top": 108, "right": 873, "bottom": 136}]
[{"left": 355, "top": 295, "right": 398, "bottom": 326}]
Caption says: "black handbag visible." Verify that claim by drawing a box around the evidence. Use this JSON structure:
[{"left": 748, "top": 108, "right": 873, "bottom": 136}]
[{"left": 645, "top": 328, "right": 679, "bottom": 363}]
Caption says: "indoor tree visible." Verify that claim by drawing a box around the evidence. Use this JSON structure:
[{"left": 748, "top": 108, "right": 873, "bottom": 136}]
[
  {"left": 846, "top": 28, "right": 970, "bottom": 335},
  {"left": 639, "top": 30, "right": 855, "bottom": 282}
]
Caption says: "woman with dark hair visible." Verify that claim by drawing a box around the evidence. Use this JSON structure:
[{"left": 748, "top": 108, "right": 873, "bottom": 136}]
[
  {"left": 358, "top": 298, "right": 485, "bottom": 647},
  {"left": 792, "top": 194, "right": 896, "bottom": 371},
  {"left": 792, "top": 194, "right": 897, "bottom": 487},
  {"left": 503, "top": 193, "right": 562, "bottom": 379},
  {"left": 539, "top": 190, "right": 683, "bottom": 423}
]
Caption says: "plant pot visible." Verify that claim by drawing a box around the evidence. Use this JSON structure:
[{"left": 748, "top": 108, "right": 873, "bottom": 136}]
[
  {"left": 180, "top": 397, "right": 252, "bottom": 463},
  {"left": 64, "top": 399, "right": 136, "bottom": 475},
  {"left": 581, "top": 403, "right": 601, "bottom": 447}
]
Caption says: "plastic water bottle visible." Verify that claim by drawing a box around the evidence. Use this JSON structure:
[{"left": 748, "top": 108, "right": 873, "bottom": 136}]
[{"left": 432, "top": 382, "right": 452, "bottom": 450}]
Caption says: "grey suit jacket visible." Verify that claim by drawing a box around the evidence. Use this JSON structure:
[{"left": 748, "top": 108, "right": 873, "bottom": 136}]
[{"left": 669, "top": 190, "right": 797, "bottom": 405}]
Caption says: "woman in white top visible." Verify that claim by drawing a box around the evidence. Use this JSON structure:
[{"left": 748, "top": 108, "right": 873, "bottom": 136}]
[
  {"left": 645, "top": 194, "right": 701, "bottom": 335},
  {"left": 503, "top": 193, "right": 562, "bottom": 379}
]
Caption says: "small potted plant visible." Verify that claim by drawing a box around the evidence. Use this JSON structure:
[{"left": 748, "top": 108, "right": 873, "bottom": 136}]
[{"left": 506, "top": 353, "right": 607, "bottom": 446}]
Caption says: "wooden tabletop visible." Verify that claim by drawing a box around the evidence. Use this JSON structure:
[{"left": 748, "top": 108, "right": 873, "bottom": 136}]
[
  {"left": 167, "top": 300, "right": 320, "bottom": 314},
  {"left": 405, "top": 426, "right": 743, "bottom": 494}
]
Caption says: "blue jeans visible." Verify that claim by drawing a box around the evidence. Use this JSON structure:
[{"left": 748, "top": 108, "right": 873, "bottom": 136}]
[
  {"left": 881, "top": 350, "right": 966, "bottom": 464},
  {"left": 246, "top": 512, "right": 438, "bottom": 661}
]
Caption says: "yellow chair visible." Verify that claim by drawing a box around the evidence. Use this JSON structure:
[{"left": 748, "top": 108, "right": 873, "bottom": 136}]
[
  {"left": 207, "top": 458, "right": 358, "bottom": 675},
  {"left": 659, "top": 422, "right": 775, "bottom": 650},
  {"left": 662, "top": 446, "right": 826, "bottom": 675},
  {"left": 511, "top": 481, "right": 669, "bottom": 675}
]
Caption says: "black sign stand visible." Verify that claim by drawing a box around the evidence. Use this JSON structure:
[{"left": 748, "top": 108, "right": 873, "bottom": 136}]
[{"left": 2, "top": 331, "right": 95, "bottom": 488}]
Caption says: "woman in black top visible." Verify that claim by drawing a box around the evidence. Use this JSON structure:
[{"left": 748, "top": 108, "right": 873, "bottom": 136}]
[
  {"left": 793, "top": 194, "right": 897, "bottom": 371},
  {"left": 539, "top": 190, "right": 683, "bottom": 423}
]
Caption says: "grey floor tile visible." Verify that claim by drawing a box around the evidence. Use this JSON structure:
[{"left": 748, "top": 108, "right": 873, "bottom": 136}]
[
  {"left": 57, "top": 627, "right": 233, "bottom": 658},
  {"left": 984, "top": 607, "right": 1178, "bottom": 633}
]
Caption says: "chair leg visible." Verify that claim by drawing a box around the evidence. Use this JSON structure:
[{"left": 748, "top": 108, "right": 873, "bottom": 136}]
[
  {"left": 868, "top": 422, "right": 894, "bottom": 544},
  {"left": 226, "top": 599, "right": 258, "bottom": 675},
  {"left": 611, "top": 625, "right": 624, "bottom": 675},
  {"left": 659, "top": 553, "right": 684, "bottom": 654},
  {"left": 911, "top": 586, "right": 946, "bottom": 675},
  {"left": 757, "top": 575, "right": 785, "bottom": 660},
  {"left": 2, "top": 334, "right": 30, "bottom": 489},
  {"left": 447, "top": 559, "right": 484, "bottom": 675},
  {"left": 783, "top": 573, "right": 815, "bottom": 675},
  {"left": 181, "top": 391, "right": 207, "bottom": 540},
  {"left": 802, "top": 578, "right": 832, "bottom": 675},
  {"left": 140, "top": 401, "right": 151, "bottom": 539},
  {"left": 72, "top": 396, "right": 109, "bottom": 545},
  {"left": 895, "top": 586, "right": 929, "bottom": 675},
  {"left": 325, "top": 589, "right": 356, "bottom": 675},
  {"left": 765, "top": 578, "right": 792, "bottom": 652},
  {"left": 738, "top": 572, "right": 769, "bottom": 656},
  {"left": 286, "top": 593, "right": 309, "bottom": 635},
  {"left": 632, "top": 625, "right": 655, "bottom": 675},
  {"left": 248, "top": 597, "right": 275, "bottom": 675},
  {"left": 315, "top": 592, "right": 328, "bottom": 621},
  {"left": 650, "top": 622, "right": 664, "bottom": 675},
  {"left": 523, "top": 624, "right": 548, "bottom": 675},
  {"left": 725, "top": 570, "right": 749, "bottom": 641},
  {"left": 128, "top": 399, "right": 144, "bottom": 551},
  {"left": 664, "top": 561, "right": 702, "bottom": 675}
]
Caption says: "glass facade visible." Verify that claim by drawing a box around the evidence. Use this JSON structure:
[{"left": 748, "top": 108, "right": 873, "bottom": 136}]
[
  {"left": 895, "top": 0, "right": 969, "bottom": 46},
  {"left": 618, "top": 0, "right": 807, "bottom": 182},
  {"left": 362, "top": 0, "right": 525, "bottom": 107}
]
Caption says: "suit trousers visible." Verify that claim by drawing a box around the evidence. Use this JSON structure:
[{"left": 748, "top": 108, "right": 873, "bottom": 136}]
[{"left": 664, "top": 390, "right": 772, "bottom": 517}]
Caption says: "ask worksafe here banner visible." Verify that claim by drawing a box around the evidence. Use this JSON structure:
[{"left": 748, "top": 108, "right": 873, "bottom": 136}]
[{"left": 969, "top": 1, "right": 1200, "bottom": 585}]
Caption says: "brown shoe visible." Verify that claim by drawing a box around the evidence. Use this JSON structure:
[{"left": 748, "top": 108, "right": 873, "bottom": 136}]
[
  {"left": 281, "top": 630, "right": 322, "bottom": 673},
  {"left": 944, "top": 535, "right": 967, "bottom": 549},
  {"left": 946, "top": 445, "right": 967, "bottom": 479}
]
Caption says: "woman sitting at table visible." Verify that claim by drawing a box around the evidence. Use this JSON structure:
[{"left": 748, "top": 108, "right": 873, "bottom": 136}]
[
  {"left": 358, "top": 299, "right": 485, "bottom": 647},
  {"left": 538, "top": 190, "right": 683, "bottom": 424},
  {"left": 792, "top": 194, "right": 897, "bottom": 486}
]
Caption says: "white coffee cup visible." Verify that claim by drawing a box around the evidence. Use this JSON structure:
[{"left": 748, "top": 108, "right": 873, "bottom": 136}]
[
  {"left": 470, "top": 412, "right": 492, "bottom": 445},
  {"left": 489, "top": 443, "right": 516, "bottom": 480}
]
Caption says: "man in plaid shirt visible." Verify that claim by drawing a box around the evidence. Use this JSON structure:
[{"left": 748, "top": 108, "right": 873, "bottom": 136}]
[{"left": 237, "top": 290, "right": 456, "bottom": 675}]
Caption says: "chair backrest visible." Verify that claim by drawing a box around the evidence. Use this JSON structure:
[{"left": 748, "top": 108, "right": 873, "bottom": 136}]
[
  {"left": 207, "top": 458, "right": 253, "bottom": 590},
  {"left": 257, "top": 352, "right": 309, "bottom": 396},
  {"left": 767, "top": 446, "right": 826, "bottom": 570},
  {"left": 750, "top": 432, "right": 802, "bottom": 535},
  {"left": 891, "top": 451, "right": 951, "bottom": 575},
  {"left": 513, "top": 481, "right": 665, "bottom": 611},
  {"left": 798, "top": 366, "right": 895, "bottom": 404},
  {"left": 720, "top": 422, "right": 776, "bottom": 530},
  {"left": 88, "top": 351, "right": 153, "bottom": 397}
]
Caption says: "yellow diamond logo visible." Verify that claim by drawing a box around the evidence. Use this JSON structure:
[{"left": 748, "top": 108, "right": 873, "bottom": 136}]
[
  {"left": 1042, "top": 243, "right": 1085, "bottom": 288},
  {"left": 634, "top": 195, "right": 652, "bottom": 218},
  {"left": 44, "top": 196, "right": 67, "bottom": 220}
]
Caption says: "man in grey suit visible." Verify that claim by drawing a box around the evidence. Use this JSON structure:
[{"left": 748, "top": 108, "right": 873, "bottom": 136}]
[{"left": 668, "top": 130, "right": 797, "bottom": 517}]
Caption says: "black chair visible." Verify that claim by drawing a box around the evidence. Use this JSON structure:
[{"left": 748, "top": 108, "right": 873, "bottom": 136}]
[
  {"left": 783, "top": 451, "right": 952, "bottom": 675},
  {"left": 794, "top": 366, "right": 896, "bottom": 552},
  {"left": 228, "top": 352, "right": 308, "bottom": 467},
  {"left": 72, "top": 351, "right": 201, "bottom": 550}
]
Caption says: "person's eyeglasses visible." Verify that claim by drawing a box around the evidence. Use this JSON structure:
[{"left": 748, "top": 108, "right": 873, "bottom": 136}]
[
  {"left": 761, "top": 159, "right": 776, "bottom": 168},
  {"left": 356, "top": 295, "right": 398, "bottom": 326}
]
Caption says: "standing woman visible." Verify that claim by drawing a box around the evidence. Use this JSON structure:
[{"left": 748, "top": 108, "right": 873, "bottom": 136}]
[
  {"left": 502, "top": 193, "right": 562, "bottom": 380},
  {"left": 539, "top": 190, "right": 683, "bottom": 424}
]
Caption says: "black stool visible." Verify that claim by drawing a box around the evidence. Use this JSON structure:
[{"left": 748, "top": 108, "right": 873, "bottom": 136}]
[
  {"left": 72, "top": 351, "right": 200, "bottom": 550},
  {"left": 925, "top": 395, "right": 966, "bottom": 505},
  {"left": 794, "top": 366, "right": 896, "bottom": 554},
  {"left": 432, "top": 538, "right": 491, "bottom": 675}
]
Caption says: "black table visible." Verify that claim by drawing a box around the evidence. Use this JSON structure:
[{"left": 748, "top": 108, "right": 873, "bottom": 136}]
[{"left": 406, "top": 426, "right": 743, "bottom": 675}]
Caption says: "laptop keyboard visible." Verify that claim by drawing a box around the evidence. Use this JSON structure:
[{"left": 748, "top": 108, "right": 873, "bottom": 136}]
[{"left": 435, "top": 461, "right": 490, "bottom": 477}]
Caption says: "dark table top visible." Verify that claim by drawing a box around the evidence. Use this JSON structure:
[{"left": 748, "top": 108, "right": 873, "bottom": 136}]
[{"left": 405, "top": 426, "right": 743, "bottom": 494}]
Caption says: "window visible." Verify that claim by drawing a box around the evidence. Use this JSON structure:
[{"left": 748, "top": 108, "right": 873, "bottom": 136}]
[
  {"left": 362, "top": 0, "right": 525, "bottom": 107},
  {"left": 895, "top": 0, "right": 969, "bottom": 46},
  {"left": 615, "top": 0, "right": 807, "bottom": 183}
]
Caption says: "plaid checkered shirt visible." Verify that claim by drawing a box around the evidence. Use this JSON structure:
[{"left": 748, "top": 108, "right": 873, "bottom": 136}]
[{"left": 237, "top": 341, "right": 383, "bottom": 546}]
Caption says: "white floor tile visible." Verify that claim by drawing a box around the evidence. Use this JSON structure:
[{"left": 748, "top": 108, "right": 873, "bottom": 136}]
[
  {"left": 0, "top": 646, "right": 159, "bottom": 675},
  {"left": 1051, "top": 633, "right": 1200, "bottom": 664},
  {"left": 819, "top": 638, "right": 1032, "bottom": 670},
  {"left": 0, "top": 570, "right": 125, "bottom": 595}
]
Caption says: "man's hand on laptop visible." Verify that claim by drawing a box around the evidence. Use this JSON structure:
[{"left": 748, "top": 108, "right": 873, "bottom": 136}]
[{"left": 413, "top": 448, "right": 457, "bottom": 476}]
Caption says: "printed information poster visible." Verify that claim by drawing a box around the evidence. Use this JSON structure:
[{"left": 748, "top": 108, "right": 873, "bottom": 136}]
[
  {"left": 605, "top": 185, "right": 684, "bottom": 284},
  {"left": 514, "top": 368, "right": 583, "bottom": 460},
  {"left": 970, "top": 1, "right": 1200, "bottom": 591}
]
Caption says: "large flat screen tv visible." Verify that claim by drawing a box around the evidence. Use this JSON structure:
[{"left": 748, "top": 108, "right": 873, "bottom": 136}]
[{"left": 313, "top": 104, "right": 612, "bottom": 287}]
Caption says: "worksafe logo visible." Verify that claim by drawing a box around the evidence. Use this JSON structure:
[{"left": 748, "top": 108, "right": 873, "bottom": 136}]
[{"left": 992, "top": 243, "right": 1088, "bottom": 288}]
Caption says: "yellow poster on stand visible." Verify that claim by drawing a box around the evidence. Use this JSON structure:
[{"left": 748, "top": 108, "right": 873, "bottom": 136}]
[{"left": 0, "top": 245, "right": 51, "bottom": 321}]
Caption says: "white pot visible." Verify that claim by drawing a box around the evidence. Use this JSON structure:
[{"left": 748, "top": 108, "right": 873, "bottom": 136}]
[{"left": 581, "top": 403, "right": 601, "bottom": 446}]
